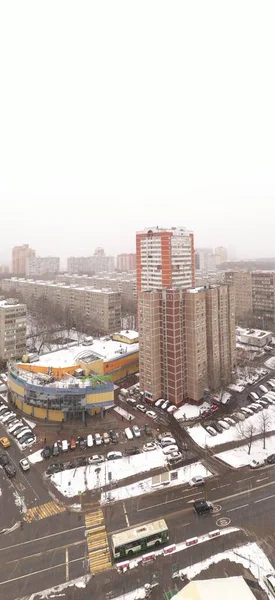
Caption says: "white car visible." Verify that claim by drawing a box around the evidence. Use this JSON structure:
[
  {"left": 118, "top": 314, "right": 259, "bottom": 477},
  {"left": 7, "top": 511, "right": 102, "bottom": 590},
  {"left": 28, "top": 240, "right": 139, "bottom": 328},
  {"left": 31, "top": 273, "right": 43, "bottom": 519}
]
[
  {"left": 205, "top": 426, "right": 217, "bottom": 436},
  {"left": 250, "top": 458, "right": 265, "bottom": 469},
  {"left": 223, "top": 417, "right": 235, "bottom": 426},
  {"left": 189, "top": 475, "right": 205, "bottom": 487},
  {"left": 146, "top": 410, "right": 157, "bottom": 420},
  {"left": 218, "top": 420, "right": 230, "bottom": 430},
  {"left": 137, "top": 404, "right": 146, "bottom": 413},
  {"left": 162, "top": 444, "right": 178, "bottom": 455},
  {"left": 143, "top": 442, "right": 157, "bottom": 452},
  {"left": 0, "top": 411, "right": 12, "bottom": 421},
  {"left": 132, "top": 425, "right": 141, "bottom": 438},
  {"left": 240, "top": 407, "right": 254, "bottom": 417},
  {"left": 94, "top": 433, "right": 102, "bottom": 446},
  {"left": 88, "top": 454, "right": 104, "bottom": 465},
  {"left": 107, "top": 451, "right": 122, "bottom": 461},
  {"left": 86, "top": 434, "right": 93, "bottom": 447},
  {"left": 160, "top": 436, "right": 176, "bottom": 447},
  {"left": 248, "top": 403, "right": 262, "bottom": 412},
  {"left": 167, "top": 405, "right": 177, "bottom": 414},
  {"left": 155, "top": 399, "right": 165, "bottom": 407},
  {"left": 167, "top": 451, "right": 182, "bottom": 463},
  {"left": 19, "top": 458, "right": 30, "bottom": 471},
  {"left": 259, "top": 385, "right": 269, "bottom": 394},
  {"left": 161, "top": 401, "right": 170, "bottom": 410},
  {"left": 8, "top": 420, "right": 22, "bottom": 433},
  {"left": 1, "top": 412, "right": 16, "bottom": 424}
]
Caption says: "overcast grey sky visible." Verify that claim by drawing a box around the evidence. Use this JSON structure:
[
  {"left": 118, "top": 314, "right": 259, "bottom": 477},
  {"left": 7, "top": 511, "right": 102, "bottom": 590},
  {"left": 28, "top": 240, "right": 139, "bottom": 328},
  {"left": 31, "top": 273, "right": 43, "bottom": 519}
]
[{"left": 0, "top": 1, "right": 275, "bottom": 265}]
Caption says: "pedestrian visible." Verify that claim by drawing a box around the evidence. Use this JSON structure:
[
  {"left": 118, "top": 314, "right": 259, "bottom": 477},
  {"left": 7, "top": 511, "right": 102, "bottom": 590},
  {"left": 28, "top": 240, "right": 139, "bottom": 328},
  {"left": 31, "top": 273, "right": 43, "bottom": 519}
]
[{"left": 44, "top": 437, "right": 47, "bottom": 444}]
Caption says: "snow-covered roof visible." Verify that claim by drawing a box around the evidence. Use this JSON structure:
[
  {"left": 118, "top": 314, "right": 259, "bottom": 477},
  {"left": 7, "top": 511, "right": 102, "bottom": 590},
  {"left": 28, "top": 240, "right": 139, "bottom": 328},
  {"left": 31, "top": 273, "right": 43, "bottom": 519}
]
[
  {"left": 0, "top": 299, "right": 25, "bottom": 308},
  {"left": 21, "top": 337, "right": 139, "bottom": 368},
  {"left": 236, "top": 326, "right": 272, "bottom": 338},
  {"left": 173, "top": 577, "right": 257, "bottom": 599},
  {"left": 114, "top": 330, "right": 138, "bottom": 340}
]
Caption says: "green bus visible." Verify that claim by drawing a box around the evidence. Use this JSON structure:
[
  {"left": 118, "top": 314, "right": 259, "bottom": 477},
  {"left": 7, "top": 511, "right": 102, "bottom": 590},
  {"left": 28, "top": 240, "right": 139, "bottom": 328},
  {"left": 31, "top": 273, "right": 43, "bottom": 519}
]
[{"left": 111, "top": 519, "right": 169, "bottom": 559}]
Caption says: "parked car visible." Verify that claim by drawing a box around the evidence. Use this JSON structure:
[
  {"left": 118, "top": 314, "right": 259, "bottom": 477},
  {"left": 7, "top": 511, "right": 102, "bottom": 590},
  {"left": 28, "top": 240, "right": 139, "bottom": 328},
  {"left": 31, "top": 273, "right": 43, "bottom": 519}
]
[
  {"left": 167, "top": 451, "right": 182, "bottom": 463},
  {"left": 143, "top": 442, "right": 157, "bottom": 452},
  {"left": 223, "top": 417, "right": 236, "bottom": 426},
  {"left": 210, "top": 405, "right": 219, "bottom": 413},
  {"left": 79, "top": 437, "right": 87, "bottom": 450},
  {"left": 161, "top": 400, "right": 170, "bottom": 410},
  {"left": 1, "top": 412, "right": 16, "bottom": 424},
  {"left": 19, "top": 458, "right": 30, "bottom": 471},
  {"left": 212, "top": 422, "right": 223, "bottom": 434},
  {"left": 250, "top": 458, "right": 266, "bottom": 469},
  {"left": 125, "top": 427, "right": 134, "bottom": 440},
  {"left": 167, "top": 405, "right": 177, "bottom": 414},
  {"left": 256, "top": 399, "right": 269, "bottom": 408},
  {"left": 11, "top": 425, "right": 26, "bottom": 436},
  {"left": 259, "top": 385, "right": 269, "bottom": 394},
  {"left": 4, "top": 463, "right": 16, "bottom": 478},
  {"left": 94, "top": 433, "right": 102, "bottom": 446},
  {"left": 146, "top": 410, "right": 157, "bottom": 420},
  {"left": 194, "top": 499, "right": 213, "bottom": 515},
  {"left": 218, "top": 420, "right": 230, "bottom": 430},
  {"left": 268, "top": 380, "right": 275, "bottom": 389},
  {"left": 0, "top": 410, "right": 12, "bottom": 421},
  {"left": 107, "top": 451, "right": 122, "bottom": 461},
  {"left": 248, "top": 392, "right": 259, "bottom": 401},
  {"left": 62, "top": 439, "right": 69, "bottom": 452},
  {"left": 248, "top": 403, "right": 262, "bottom": 412},
  {"left": 16, "top": 429, "right": 32, "bottom": 441},
  {"left": 157, "top": 432, "right": 173, "bottom": 441},
  {"left": 21, "top": 436, "right": 36, "bottom": 449},
  {"left": 162, "top": 444, "right": 178, "bottom": 455},
  {"left": 127, "top": 398, "right": 137, "bottom": 407},
  {"left": 42, "top": 446, "right": 51, "bottom": 459},
  {"left": 7, "top": 420, "right": 21, "bottom": 433},
  {"left": 0, "top": 454, "right": 9, "bottom": 466},
  {"left": 155, "top": 399, "right": 165, "bottom": 407},
  {"left": 144, "top": 424, "right": 152, "bottom": 436},
  {"left": 160, "top": 436, "right": 176, "bottom": 447},
  {"left": 86, "top": 434, "right": 93, "bottom": 447},
  {"left": 88, "top": 454, "right": 104, "bottom": 465},
  {"left": 189, "top": 476, "right": 205, "bottom": 487},
  {"left": 125, "top": 447, "right": 140, "bottom": 456},
  {"left": 52, "top": 442, "right": 60, "bottom": 456},
  {"left": 109, "top": 430, "right": 118, "bottom": 443},
  {"left": 240, "top": 407, "right": 254, "bottom": 417},
  {"left": 19, "top": 432, "right": 34, "bottom": 445},
  {"left": 103, "top": 432, "right": 110, "bottom": 445},
  {"left": 205, "top": 426, "right": 217, "bottom": 436},
  {"left": 69, "top": 437, "right": 76, "bottom": 450},
  {"left": 0, "top": 436, "right": 10, "bottom": 448},
  {"left": 137, "top": 404, "right": 146, "bottom": 413},
  {"left": 132, "top": 425, "right": 141, "bottom": 438},
  {"left": 232, "top": 412, "right": 246, "bottom": 422},
  {"left": 266, "top": 454, "right": 275, "bottom": 464}
]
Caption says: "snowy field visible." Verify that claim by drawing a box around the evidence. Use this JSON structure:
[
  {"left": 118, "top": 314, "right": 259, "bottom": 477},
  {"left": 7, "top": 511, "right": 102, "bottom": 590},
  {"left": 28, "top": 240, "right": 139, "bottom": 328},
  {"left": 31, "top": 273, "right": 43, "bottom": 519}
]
[
  {"left": 100, "top": 461, "right": 212, "bottom": 504},
  {"left": 51, "top": 449, "right": 167, "bottom": 497},
  {"left": 266, "top": 356, "right": 275, "bottom": 370},
  {"left": 174, "top": 402, "right": 210, "bottom": 421},
  {"left": 114, "top": 405, "right": 135, "bottom": 421},
  {"left": 215, "top": 434, "right": 275, "bottom": 467},
  {"left": 27, "top": 449, "right": 43, "bottom": 464},
  {"left": 178, "top": 541, "right": 275, "bottom": 600},
  {"left": 187, "top": 404, "right": 275, "bottom": 448}
]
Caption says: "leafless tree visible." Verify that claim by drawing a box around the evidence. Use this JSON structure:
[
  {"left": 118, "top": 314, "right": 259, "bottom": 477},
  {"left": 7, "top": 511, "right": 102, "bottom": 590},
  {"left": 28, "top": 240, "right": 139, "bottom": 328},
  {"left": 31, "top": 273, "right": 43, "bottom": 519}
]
[
  {"left": 236, "top": 420, "right": 257, "bottom": 455},
  {"left": 258, "top": 410, "right": 271, "bottom": 449}
]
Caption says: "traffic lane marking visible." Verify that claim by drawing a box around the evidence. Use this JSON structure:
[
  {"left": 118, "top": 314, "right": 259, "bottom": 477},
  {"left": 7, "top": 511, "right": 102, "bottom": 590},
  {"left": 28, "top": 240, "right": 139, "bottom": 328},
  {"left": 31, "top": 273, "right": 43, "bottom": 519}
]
[
  {"left": 256, "top": 477, "right": 269, "bottom": 482},
  {"left": 0, "top": 525, "right": 86, "bottom": 554},
  {"left": 227, "top": 504, "right": 249, "bottom": 513},
  {"left": 254, "top": 494, "right": 275, "bottom": 503},
  {"left": 0, "top": 555, "right": 93, "bottom": 586},
  {"left": 0, "top": 540, "right": 86, "bottom": 567},
  {"left": 136, "top": 490, "right": 203, "bottom": 511}
]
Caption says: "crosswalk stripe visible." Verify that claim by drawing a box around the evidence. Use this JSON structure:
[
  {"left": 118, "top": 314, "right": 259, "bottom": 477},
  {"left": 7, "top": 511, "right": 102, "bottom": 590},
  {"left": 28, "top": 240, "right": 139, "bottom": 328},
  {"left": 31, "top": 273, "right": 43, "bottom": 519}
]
[
  {"left": 24, "top": 501, "right": 66, "bottom": 523},
  {"left": 84, "top": 510, "right": 112, "bottom": 573}
]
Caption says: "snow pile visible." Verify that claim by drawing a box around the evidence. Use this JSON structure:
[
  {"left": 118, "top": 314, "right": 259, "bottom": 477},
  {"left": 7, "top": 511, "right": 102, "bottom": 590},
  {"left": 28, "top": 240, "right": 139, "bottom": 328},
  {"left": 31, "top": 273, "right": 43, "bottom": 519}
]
[
  {"left": 13, "top": 491, "right": 27, "bottom": 514},
  {"left": 178, "top": 541, "right": 275, "bottom": 599},
  {"left": 215, "top": 435, "right": 275, "bottom": 467},
  {"left": 51, "top": 449, "right": 167, "bottom": 498},
  {"left": 114, "top": 405, "right": 135, "bottom": 421},
  {"left": 101, "top": 462, "right": 212, "bottom": 504},
  {"left": 213, "top": 391, "right": 232, "bottom": 405},
  {"left": 27, "top": 449, "right": 43, "bottom": 463},
  {"left": 228, "top": 383, "right": 245, "bottom": 393},
  {"left": 24, "top": 418, "right": 36, "bottom": 429},
  {"left": 187, "top": 404, "right": 275, "bottom": 448},
  {"left": 174, "top": 402, "right": 210, "bottom": 421}
]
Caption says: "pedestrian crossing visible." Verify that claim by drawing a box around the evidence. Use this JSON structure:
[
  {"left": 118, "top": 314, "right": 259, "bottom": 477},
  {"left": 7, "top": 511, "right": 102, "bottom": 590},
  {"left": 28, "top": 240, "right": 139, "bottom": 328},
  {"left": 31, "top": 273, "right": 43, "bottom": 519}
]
[
  {"left": 24, "top": 501, "right": 66, "bottom": 523},
  {"left": 85, "top": 509, "right": 112, "bottom": 573}
]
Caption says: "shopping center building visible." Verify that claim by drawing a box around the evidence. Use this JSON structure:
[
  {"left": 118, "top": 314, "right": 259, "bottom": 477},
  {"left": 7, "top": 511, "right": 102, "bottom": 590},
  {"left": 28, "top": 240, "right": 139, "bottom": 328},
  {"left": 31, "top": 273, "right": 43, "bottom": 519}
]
[{"left": 8, "top": 330, "right": 139, "bottom": 422}]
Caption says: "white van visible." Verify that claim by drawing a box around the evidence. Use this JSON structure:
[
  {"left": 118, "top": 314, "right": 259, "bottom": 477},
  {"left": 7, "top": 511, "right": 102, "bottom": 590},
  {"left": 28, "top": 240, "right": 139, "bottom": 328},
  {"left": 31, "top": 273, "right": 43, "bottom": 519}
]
[
  {"left": 62, "top": 439, "right": 68, "bottom": 452},
  {"left": 87, "top": 434, "right": 93, "bottom": 447},
  {"left": 125, "top": 427, "right": 133, "bottom": 440},
  {"left": 259, "top": 385, "right": 269, "bottom": 394}
]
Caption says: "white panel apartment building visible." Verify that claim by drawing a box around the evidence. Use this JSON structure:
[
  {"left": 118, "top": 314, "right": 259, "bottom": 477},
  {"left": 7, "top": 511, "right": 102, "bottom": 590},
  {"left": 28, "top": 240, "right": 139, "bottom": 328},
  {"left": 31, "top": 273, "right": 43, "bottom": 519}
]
[
  {"left": 26, "top": 256, "right": 60, "bottom": 277},
  {"left": 0, "top": 299, "right": 27, "bottom": 361}
]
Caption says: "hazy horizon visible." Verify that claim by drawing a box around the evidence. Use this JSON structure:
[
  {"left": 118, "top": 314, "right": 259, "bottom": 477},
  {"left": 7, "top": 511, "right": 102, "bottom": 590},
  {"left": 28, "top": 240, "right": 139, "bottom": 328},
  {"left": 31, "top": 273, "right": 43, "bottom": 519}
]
[{"left": 1, "top": 1, "right": 275, "bottom": 265}]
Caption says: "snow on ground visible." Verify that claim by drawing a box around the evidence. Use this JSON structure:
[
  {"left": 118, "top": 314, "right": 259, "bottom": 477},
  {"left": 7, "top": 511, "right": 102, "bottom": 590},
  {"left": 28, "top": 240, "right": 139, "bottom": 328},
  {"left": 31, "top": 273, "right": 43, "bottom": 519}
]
[
  {"left": 187, "top": 404, "right": 275, "bottom": 448},
  {"left": 114, "top": 405, "right": 135, "bottom": 421},
  {"left": 215, "top": 434, "right": 275, "bottom": 467},
  {"left": 266, "top": 356, "right": 275, "bottom": 370},
  {"left": 174, "top": 402, "right": 210, "bottom": 421},
  {"left": 213, "top": 391, "right": 232, "bottom": 405},
  {"left": 113, "top": 588, "right": 149, "bottom": 600},
  {"left": 178, "top": 541, "right": 274, "bottom": 599},
  {"left": 27, "top": 448, "right": 43, "bottom": 463},
  {"left": 51, "top": 449, "right": 167, "bottom": 498},
  {"left": 228, "top": 383, "right": 245, "bottom": 393},
  {"left": 101, "top": 462, "right": 212, "bottom": 504},
  {"left": 24, "top": 419, "right": 36, "bottom": 429}
]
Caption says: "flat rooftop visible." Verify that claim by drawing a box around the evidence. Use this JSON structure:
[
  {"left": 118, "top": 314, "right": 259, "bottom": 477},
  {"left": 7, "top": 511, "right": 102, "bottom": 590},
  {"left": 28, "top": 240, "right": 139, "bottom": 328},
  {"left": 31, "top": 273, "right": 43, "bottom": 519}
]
[
  {"left": 21, "top": 337, "right": 139, "bottom": 368},
  {"left": 236, "top": 326, "right": 272, "bottom": 338}
]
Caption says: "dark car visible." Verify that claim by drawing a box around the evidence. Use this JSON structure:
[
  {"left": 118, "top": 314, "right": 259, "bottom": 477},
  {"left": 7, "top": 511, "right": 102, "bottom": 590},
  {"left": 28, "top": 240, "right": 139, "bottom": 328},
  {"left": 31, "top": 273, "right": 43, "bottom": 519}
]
[
  {"left": 78, "top": 437, "right": 87, "bottom": 451},
  {"left": 125, "top": 447, "right": 140, "bottom": 456},
  {"left": 12, "top": 426, "right": 27, "bottom": 437},
  {"left": 109, "top": 430, "right": 118, "bottom": 444},
  {"left": 267, "top": 454, "right": 275, "bottom": 464},
  {"left": 0, "top": 454, "right": 10, "bottom": 467},
  {"left": 42, "top": 446, "right": 51, "bottom": 459},
  {"left": 194, "top": 499, "right": 213, "bottom": 515},
  {"left": 19, "top": 433, "right": 34, "bottom": 444},
  {"left": 211, "top": 422, "right": 223, "bottom": 434},
  {"left": 52, "top": 443, "right": 60, "bottom": 457},
  {"left": 4, "top": 463, "right": 16, "bottom": 478},
  {"left": 144, "top": 424, "right": 152, "bottom": 436}
]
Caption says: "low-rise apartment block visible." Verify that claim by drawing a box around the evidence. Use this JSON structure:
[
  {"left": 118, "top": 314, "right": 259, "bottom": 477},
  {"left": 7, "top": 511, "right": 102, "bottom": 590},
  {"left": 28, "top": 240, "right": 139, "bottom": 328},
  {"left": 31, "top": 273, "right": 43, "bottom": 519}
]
[
  {"left": 1, "top": 279, "right": 121, "bottom": 334},
  {"left": 26, "top": 256, "right": 60, "bottom": 277},
  {"left": 0, "top": 298, "right": 27, "bottom": 362},
  {"left": 139, "top": 285, "right": 235, "bottom": 404},
  {"left": 67, "top": 252, "right": 115, "bottom": 274},
  {"left": 57, "top": 273, "right": 137, "bottom": 302}
]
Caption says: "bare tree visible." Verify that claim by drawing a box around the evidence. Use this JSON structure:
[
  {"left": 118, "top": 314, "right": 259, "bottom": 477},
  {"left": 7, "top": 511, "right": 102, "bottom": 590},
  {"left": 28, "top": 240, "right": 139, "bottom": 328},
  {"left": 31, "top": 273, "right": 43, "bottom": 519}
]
[
  {"left": 236, "top": 421, "right": 257, "bottom": 455},
  {"left": 258, "top": 410, "right": 271, "bottom": 450}
]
